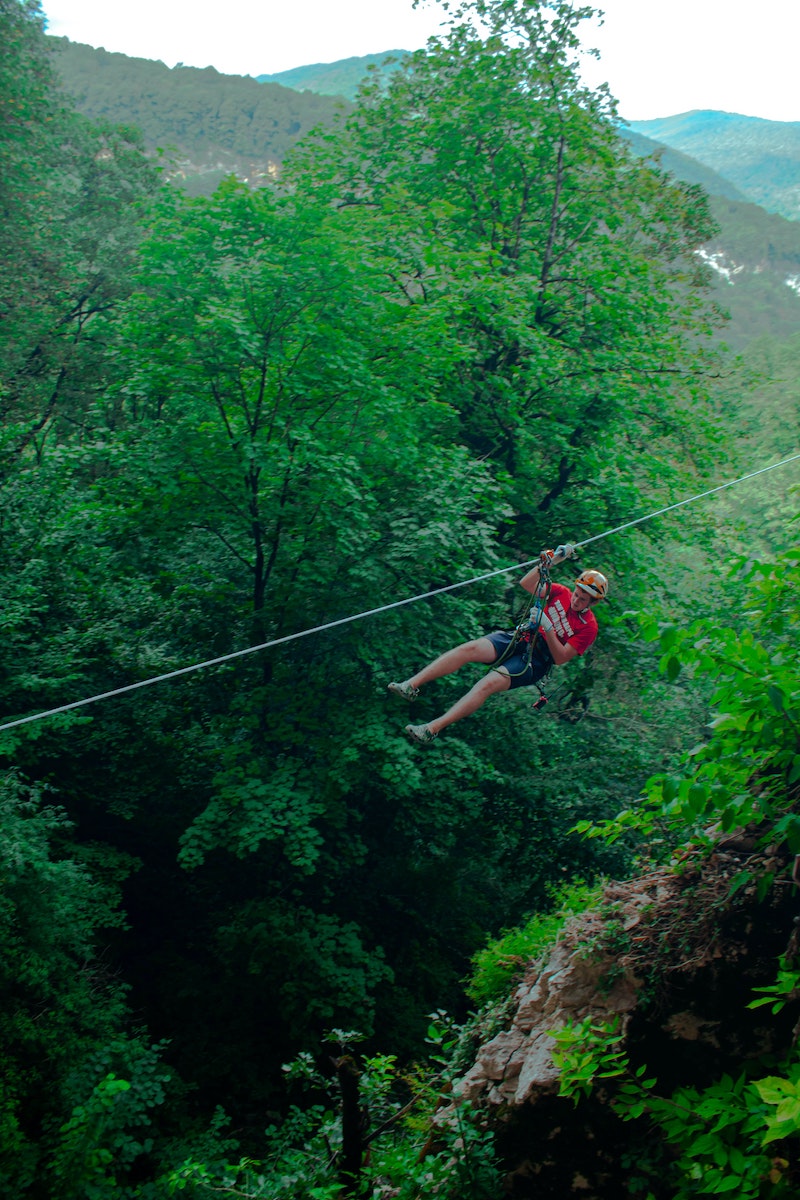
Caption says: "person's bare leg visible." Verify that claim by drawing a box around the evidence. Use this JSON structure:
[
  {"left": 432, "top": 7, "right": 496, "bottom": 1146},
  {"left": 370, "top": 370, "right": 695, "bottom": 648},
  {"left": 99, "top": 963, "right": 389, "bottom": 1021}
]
[
  {"left": 426, "top": 668, "right": 511, "bottom": 734},
  {"left": 406, "top": 637, "right": 498, "bottom": 690}
]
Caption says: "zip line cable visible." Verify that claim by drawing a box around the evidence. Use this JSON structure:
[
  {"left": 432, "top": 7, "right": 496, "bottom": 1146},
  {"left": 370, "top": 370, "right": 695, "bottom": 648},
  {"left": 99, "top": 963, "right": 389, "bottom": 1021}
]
[
  {"left": 1, "top": 450, "right": 799, "bottom": 735},
  {"left": 574, "top": 451, "right": 800, "bottom": 549}
]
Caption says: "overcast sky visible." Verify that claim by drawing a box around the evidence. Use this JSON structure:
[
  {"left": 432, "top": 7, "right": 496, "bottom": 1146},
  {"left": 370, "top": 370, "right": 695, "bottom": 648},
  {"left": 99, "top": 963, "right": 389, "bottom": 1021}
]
[{"left": 41, "top": 0, "right": 800, "bottom": 123}]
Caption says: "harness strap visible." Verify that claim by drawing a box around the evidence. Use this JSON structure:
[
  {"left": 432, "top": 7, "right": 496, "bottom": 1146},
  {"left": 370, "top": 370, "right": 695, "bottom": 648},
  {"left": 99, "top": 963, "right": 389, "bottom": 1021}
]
[{"left": 491, "top": 565, "right": 553, "bottom": 678}]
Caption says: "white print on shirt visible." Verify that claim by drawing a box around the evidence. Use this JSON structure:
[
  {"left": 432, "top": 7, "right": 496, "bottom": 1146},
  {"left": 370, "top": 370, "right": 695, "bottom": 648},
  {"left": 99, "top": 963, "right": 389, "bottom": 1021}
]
[{"left": 549, "top": 598, "right": 586, "bottom": 643}]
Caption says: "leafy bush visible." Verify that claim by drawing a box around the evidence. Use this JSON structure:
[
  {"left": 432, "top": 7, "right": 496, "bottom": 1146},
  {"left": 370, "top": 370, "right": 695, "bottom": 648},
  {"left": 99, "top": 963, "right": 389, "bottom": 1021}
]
[
  {"left": 552, "top": 549, "right": 800, "bottom": 1194},
  {"left": 553, "top": 1011, "right": 800, "bottom": 1197},
  {"left": 168, "top": 1030, "right": 501, "bottom": 1199},
  {"left": 575, "top": 548, "right": 800, "bottom": 858}
]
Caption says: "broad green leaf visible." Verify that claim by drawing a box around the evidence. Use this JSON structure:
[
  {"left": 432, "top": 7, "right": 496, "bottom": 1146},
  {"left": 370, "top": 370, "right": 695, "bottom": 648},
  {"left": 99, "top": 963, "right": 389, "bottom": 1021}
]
[{"left": 659, "top": 625, "right": 679, "bottom": 651}]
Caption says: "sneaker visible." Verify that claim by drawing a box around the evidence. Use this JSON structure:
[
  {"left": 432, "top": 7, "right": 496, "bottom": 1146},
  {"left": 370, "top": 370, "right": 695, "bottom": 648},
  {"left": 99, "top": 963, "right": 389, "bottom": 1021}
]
[
  {"left": 388, "top": 680, "right": 420, "bottom": 702},
  {"left": 405, "top": 723, "right": 437, "bottom": 745}
]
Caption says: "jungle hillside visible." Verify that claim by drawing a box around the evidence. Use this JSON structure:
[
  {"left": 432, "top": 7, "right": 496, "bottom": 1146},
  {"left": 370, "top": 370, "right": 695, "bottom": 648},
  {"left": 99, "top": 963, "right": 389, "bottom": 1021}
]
[{"left": 1, "top": 0, "right": 799, "bottom": 1196}]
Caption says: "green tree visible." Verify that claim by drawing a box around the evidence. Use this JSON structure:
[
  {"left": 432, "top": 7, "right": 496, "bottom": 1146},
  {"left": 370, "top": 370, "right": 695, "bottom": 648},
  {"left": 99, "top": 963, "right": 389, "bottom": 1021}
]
[
  {"left": 0, "top": 170, "right": 533, "bottom": 1120},
  {"left": 289, "top": 0, "right": 725, "bottom": 554},
  {"left": 0, "top": 772, "right": 161, "bottom": 1195},
  {"left": 577, "top": 546, "right": 800, "bottom": 858},
  {"left": 0, "top": 0, "right": 160, "bottom": 469}
]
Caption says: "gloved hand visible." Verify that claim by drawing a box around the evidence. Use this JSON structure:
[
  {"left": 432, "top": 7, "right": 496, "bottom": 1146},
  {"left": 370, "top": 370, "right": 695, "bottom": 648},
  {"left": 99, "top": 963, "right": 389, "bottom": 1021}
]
[
  {"left": 526, "top": 605, "right": 553, "bottom": 634},
  {"left": 539, "top": 543, "right": 574, "bottom": 566},
  {"left": 537, "top": 611, "right": 554, "bottom": 634}
]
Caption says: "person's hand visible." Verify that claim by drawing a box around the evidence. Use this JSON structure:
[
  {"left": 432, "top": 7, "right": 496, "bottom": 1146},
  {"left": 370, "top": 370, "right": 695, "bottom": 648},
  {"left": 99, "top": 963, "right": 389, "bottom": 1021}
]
[
  {"left": 528, "top": 605, "right": 553, "bottom": 633},
  {"left": 539, "top": 543, "right": 575, "bottom": 566},
  {"left": 537, "top": 611, "right": 554, "bottom": 633}
]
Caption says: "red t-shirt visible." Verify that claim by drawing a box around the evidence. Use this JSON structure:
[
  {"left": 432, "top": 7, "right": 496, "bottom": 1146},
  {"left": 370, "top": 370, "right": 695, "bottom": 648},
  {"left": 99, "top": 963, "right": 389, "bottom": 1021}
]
[{"left": 543, "top": 582, "right": 598, "bottom": 656}]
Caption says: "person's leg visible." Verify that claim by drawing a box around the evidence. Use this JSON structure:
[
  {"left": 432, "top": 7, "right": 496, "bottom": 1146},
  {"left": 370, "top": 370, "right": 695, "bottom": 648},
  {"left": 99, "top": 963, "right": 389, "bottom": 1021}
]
[
  {"left": 425, "top": 668, "right": 511, "bottom": 734},
  {"left": 406, "top": 637, "right": 499, "bottom": 690}
]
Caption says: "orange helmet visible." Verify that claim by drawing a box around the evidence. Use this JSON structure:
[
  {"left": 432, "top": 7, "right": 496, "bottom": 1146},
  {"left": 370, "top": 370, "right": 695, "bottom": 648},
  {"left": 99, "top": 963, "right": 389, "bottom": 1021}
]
[{"left": 575, "top": 569, "right": 609, "bottom": 600}]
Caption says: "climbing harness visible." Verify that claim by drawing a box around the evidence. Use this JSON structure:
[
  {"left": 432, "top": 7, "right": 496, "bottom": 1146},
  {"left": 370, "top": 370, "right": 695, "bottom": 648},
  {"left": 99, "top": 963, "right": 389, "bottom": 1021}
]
[
  {"left": 490, "top": 555, "right": 555, "bottom": 698},
  {"left": 1, "top": 451, "right": 799, "bottom": 735}
]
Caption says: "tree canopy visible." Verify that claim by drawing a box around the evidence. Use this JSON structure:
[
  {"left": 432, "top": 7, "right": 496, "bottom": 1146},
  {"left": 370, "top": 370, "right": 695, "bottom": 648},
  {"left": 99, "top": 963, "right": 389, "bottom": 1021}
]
[{"left": 0, "top": 0, "right": 798, "bottom": 1195}]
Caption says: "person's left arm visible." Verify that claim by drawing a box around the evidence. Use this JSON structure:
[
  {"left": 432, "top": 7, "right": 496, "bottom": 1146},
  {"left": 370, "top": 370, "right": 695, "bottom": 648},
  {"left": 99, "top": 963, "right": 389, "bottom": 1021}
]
[
  {"left": 536, "top": 621, "right": 579, "bottom": 665},
  {"left": 519, "top": 545, "right": 581, "bottom": 663}
]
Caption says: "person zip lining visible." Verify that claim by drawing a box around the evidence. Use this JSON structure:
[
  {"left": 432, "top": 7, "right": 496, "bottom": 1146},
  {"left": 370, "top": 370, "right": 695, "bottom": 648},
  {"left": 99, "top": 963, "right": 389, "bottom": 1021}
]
[
  {"left": 388, "top": 544, "right": 608, "bottom": 744},
  {"left": 3, "top": 451, "right": 796, "bottom": 739}
]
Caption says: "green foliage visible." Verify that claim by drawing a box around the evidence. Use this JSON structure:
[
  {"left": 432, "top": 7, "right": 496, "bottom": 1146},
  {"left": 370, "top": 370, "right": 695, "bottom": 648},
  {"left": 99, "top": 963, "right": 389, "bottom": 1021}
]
[
  {"left": 749, "top": 955, "right": 800, "bottom": 1016},
  {"left": 551, "top": 1015, "right": 631, "bottom": 1102},
  {"left": 290, "top": 0, "right": 725, "bottom": 556},
  {"left": 0, "top": 771, "right": 170, "bottom": 1194},
  {"left": 0, "top": 0, "right": 54, "bottom": 229},
  {"left": 575, "top": 548, "right": 800, "bottom": 857},
  {"left": 212, "top": 903, "right": 394, "bottom": 1040},
  {"left": 642, "top": 1073, "right": 777, "bottom": 1198},
  {"left": 551, "top": 1009, "right": 800, "bottom": 1197},
  {"left": 51, "top": 1041, "right": 172, "bottom": 1200},
  {"left": 756, "top": 1067, "right": 800, "bottom": 1147},
  {"left": 0, "top": 1, "right": 160, "bottom": 469},
  {"left": 4, "top": 0, "right": 798, "bottom": 1187},
  {"left": 168, "top": 1031, "right": 501, "bottom": 1200}
]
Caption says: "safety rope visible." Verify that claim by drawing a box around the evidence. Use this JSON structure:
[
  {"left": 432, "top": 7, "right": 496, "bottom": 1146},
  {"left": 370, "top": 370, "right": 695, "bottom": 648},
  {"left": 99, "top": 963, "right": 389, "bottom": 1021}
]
[{"left": 1, "top": 450, "right": 798, "bottom": 735}]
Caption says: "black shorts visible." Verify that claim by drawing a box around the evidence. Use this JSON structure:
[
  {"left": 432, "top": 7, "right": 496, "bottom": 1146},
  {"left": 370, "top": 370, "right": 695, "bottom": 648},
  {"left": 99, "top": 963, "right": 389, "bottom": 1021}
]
[{"left": 486, "top": 630, "right": 553, "bottom": 691}]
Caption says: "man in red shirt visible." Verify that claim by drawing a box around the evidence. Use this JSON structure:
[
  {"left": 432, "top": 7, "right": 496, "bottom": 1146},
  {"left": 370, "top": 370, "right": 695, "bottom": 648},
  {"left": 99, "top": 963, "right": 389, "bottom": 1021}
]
[{"left": 388, "top": 546, "right": 608, "bottom": 744}]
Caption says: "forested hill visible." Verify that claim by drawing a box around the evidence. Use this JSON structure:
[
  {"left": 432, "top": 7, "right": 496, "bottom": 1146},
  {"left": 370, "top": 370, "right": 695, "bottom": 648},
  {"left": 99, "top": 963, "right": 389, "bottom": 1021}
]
[
  {"left": 48, "top": 36, "right": 348, "bottom": 190},
  {"left": 629, "top": 110, "right": 800, "bottom": 220},
  {"left": 52, "top": 35, "right": 800, "bottom": 233},
  {"left": 621, "top": 128, "right": 746, "bottom": 203},
  {"left": 618, "top": 135, "right": 800, "bottom": 349}
]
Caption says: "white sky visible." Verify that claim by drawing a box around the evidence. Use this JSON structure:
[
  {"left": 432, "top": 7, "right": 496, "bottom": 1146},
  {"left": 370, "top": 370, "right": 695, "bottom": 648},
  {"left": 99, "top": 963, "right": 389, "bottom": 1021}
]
[{"left": 41, "top": 0, "right": 800, "bottom": 123}]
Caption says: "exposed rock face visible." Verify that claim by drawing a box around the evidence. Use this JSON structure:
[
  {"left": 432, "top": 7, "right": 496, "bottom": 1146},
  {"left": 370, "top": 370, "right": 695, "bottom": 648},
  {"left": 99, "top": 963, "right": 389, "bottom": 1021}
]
[
  {"left": 458, "top": 873, "right": 679, "bottom": 1110},
  {"left": 450, "top": 836, "right": 798, "bottom": 1197}
]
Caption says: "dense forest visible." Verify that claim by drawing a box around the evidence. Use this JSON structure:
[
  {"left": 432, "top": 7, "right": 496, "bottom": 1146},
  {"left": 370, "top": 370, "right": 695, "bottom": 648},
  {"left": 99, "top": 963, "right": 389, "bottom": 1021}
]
[{"left": 1, "top": 0, "right": 799, "bottom": 1196}]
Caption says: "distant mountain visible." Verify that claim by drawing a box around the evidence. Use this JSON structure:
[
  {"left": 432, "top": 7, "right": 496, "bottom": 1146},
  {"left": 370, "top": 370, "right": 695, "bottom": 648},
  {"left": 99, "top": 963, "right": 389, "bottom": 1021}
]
[
  {"left": 51, "top": 39, "right": 800, "bottom": 222},
  {"left": 43, "top": 38, "right": 800, "bottom": 347},
  {"left": 49, "top": 37, "right": 348, "bottom": 193},
  {"left": 621, "top": 125, "right": 800, "bottom": 347},
  {"left": 257, "top": 51, "right": 409, "bottom": 102},
  {"left": 629, "top": 111, "right": 800, "bottom": 221},
  {"left": 621, "top": 128, "right": 746, "bottom": 202}
]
